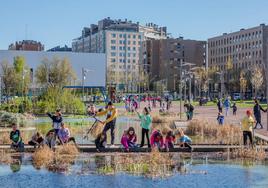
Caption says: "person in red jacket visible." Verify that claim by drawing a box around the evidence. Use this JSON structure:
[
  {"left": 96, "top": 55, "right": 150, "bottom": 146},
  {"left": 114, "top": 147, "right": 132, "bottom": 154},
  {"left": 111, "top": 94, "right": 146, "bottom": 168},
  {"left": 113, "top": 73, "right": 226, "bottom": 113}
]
[
  {"left": 121, "top": 127, "right": 137, "bottom": 151},
  {"left": 150, "top": 129, "right": 164, "bottom": 150}
]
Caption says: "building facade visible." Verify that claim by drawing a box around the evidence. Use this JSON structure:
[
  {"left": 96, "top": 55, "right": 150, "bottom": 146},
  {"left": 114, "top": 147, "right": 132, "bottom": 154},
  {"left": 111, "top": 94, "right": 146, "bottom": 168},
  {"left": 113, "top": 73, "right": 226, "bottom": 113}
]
[
  {"left": 208, "top": 24, "right": 268, "bottom": 95},
  {"left": 47, "top": 45, "right": 72, "bottom": 52},
  {"left": 8, "top": 40, "right": 44, "bottom": 51},
  {"left": 72, "top": 18, "right": 167, "bottom": 92},
  {"left": 148, "top": 38, "right": 206, "bottom": 92}
]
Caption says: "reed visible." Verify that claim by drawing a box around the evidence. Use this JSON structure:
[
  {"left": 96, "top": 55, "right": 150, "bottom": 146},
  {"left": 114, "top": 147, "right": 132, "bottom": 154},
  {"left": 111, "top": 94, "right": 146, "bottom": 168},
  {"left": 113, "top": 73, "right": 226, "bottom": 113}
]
[
  {"left": 32, "top": 146, "right": 54, "bottom": 168},
  {"left": 88, "top": 122, "right": 106, "bottom": 138},
  {"left": 0, "top": 132, "right": 11, "bottom": 144},
  {"left": 186, "top": 119, "right": 242, "bottom": 144},
  {"left": 0, "top": 149, "right": 12, "bottom": 164},
  {"left": 231, "top": 146, "right": 266, "bottom": 161}
]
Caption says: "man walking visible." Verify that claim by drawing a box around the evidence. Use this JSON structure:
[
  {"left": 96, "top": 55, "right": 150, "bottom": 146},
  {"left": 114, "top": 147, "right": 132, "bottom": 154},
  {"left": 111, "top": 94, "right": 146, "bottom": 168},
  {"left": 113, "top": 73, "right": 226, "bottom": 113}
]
[{"left": 253, "top": 100, "right": 267, "bottom": 129}]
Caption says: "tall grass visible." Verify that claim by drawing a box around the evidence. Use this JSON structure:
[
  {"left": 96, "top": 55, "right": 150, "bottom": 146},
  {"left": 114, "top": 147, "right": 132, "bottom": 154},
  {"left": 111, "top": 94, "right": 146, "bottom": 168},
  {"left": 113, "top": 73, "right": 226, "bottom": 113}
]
[
  {"left": 186, "top": 119, "right": 242, "bottom": 144},
  {"left": 32, "top": 144, "right": 79, "bottom": 172}
]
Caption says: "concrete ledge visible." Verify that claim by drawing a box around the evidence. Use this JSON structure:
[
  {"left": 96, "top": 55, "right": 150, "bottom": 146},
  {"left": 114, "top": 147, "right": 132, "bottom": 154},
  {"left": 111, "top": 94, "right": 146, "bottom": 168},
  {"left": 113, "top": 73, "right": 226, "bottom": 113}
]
[{"left": 1, "top": 144, "right": 267, "bottom": 153}]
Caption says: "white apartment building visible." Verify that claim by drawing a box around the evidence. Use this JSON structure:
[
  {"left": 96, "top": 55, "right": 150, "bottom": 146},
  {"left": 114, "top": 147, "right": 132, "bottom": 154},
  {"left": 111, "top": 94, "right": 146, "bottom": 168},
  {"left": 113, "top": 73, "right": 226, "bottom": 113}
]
[{"left": 72, "top": 18, "right": 167, "bottom": 92}]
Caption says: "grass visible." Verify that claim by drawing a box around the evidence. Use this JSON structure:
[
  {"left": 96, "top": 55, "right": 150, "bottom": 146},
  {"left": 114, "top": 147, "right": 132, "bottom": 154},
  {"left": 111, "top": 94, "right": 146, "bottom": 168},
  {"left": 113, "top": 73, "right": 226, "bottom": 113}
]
[
  {"left": 186, "top": 119, "right": 242, "bottom": 144},
  {"left": 32, "top": 144, "right": 79, "bottom": 172}
]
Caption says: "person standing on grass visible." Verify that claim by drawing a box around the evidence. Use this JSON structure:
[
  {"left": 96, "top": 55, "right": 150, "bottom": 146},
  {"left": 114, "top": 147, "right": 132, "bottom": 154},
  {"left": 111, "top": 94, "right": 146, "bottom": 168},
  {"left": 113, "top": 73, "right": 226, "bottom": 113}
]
[
  {"left": 232, "top": 102, "right": 237, "bottom": 116},
  {"left": 96, "top": 101, "right": 118, "bottom": 147},
  {"left": 253, "top": 99, "right": 267, "bottom": 129},
  {"left": 217, "top": 98, "right": 223, "bottom": 113},
  {"left": 136, "top": 107, "right": 152, "bottom": 148},
  {"left": 223, "top": 97, "right": 231, "bottom": 116},
  {"left": 241, "top": 110, "right": 255, "bottom": 146},
  {"left": 47, "top": 109, "right": 63, "bottom": 137}
]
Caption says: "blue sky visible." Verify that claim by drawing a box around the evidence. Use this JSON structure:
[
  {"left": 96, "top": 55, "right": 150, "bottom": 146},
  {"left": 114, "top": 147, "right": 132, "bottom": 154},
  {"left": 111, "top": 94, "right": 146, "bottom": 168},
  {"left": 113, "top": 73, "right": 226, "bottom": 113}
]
[{"left": 1, "top": 0, "right": 268, "bottom": 50}]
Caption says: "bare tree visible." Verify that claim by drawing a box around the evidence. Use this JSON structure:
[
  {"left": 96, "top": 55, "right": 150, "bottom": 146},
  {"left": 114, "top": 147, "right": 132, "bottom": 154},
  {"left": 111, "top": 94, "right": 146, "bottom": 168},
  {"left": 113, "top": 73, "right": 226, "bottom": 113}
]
[
  {"left": 239, "top": 70, "right": 247, "bottom": 100},
  {"left": 250, "top": 65, "right": 264, "bottom": 97}
]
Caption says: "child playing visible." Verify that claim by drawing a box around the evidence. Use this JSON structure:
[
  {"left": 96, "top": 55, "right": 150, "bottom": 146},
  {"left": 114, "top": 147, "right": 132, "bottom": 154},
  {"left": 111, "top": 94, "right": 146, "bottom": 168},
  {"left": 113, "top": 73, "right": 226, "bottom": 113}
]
[
  {"left": 150, "top": 129, "right": 164, "bottom": 150},
  {"left": 87, "top": 104, "right": 97, "bottom": 116},
  {"left": 121, "top": 127, "right": 137, "bottom": 151},
  {"left": 136, "top": 107, "right": 152, "bottom": 148},
  {"left": 241, "top": 110, "right": 255, "bottom": 146},
  {"left": 95, "top": 132, "right": 107, "bottom": 152},
  {"left": 28, "top": 132, "right": 44, "bottom": 148},
  {"left": 45, "top": 130, "right": 56, "bottom": 149},
  {"left": 10, "top": 123, "right": 24, "bottom": 151},
  {"left": 58, "top": 122, "right": 76, "bottom": 144},
  {"left": 164, "top": 130, "right": 176, "bottom": 151},
  {"left": 47, "top": 109, "right": 63, "bottom": 136},
  {"left": 232, "top": 102, "right": 237, "bottom": 116},
  {"left": 176, "top": 129, "right": 192, "bottom": 150},
  {"left": 217, "top": 112, "right": 224, "bottom": 125}
]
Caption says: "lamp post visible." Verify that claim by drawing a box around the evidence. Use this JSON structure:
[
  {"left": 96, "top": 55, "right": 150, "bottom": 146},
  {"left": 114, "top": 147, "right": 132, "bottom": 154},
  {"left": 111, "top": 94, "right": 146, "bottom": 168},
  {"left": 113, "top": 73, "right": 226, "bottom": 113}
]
[
  {"left": 82, "top": 67, "right": 93, "bottom": 101},
  {"left": 216, "top": 71, "right": 224, "bottom": 98}
]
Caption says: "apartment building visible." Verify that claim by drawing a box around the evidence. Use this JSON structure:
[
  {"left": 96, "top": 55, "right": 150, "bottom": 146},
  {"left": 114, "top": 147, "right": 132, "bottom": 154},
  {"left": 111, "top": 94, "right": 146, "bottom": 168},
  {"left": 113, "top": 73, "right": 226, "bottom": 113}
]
[
  {"left": 8, "top": 40, "right": 44, "bottom": 51},
  {"left": 72, "top": 18, "right": 167, "bottom": 92},
  {"left": 148, "top": 38, "right": 206, "bottom": 92},
  {"left": 208, "top": 24, "right": 268, "bottom": 94}
]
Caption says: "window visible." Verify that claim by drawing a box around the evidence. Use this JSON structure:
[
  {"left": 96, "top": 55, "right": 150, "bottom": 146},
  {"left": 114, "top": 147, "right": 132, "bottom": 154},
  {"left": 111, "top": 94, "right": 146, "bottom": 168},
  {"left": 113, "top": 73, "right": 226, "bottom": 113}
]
[
  {"left": 133, "top": 35, "right": 136, "bottom": 39},
  {"left": 111, "top": 46, "right": 116, "bottom": 50},
  {"left": 133, "top": 47, "right": 136, "bottom": 51},
  {"left": 133, "top": 41, "right": 136, "bottom": 45},
  {"left": 111, "top": 34, "right": 116, "bottom": 38},
  {"left": 133, "top": 53, "right": 136, "bottom": 57},
  {"left": 119, "top": 34, "right": 123, "bottom": 38},
  {"left": 138, "top": 35, "right": 141, "bottom": 39},
  {"left": 111, "top": 52, "right": 116, "bottom": 56},
  {"left": 119, "top": 46, "right": 123, "bottom": 50},
  {"left": 111, "top": 58, "right": 116, "bottom": 62},
  {"left": 128, "top": 34, "right": 131, "bottom": 38},
  {"left": 128, "top": 41, "right": 131, "bottom": 45},
  {"left": 127, "top": 47, "right": 131, "bottom": 50}
]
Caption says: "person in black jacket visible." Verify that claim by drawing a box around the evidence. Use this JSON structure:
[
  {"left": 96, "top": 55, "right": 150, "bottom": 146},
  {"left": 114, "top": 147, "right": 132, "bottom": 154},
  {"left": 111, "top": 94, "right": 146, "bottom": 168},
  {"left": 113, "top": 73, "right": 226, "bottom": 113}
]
[
  {"left": 253, "top": 100, "right": 267, "bottom": 129},
  {"left": 47, "top": 109, "right": 63, "bottom": 136},
  {"left": 95, "top": 132, "right": 107, "bottom": 152}
]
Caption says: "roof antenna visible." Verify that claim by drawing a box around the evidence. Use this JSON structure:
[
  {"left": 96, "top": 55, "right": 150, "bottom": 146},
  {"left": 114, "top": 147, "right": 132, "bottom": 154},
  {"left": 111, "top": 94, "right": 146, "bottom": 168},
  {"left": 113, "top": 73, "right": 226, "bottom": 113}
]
[{"left": 25, "top": 24, "right": 28, "bottom": 40}]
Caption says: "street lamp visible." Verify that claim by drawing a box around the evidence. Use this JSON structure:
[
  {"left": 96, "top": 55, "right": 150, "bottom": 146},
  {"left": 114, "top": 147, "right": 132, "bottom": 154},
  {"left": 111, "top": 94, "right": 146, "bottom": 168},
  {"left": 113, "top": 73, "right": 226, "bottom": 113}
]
[
  {"left": 82, "top": 67, "right": 93, "bottom": 101},
  {"left": 216, "top": 71, "right": 224, "bottom": 98}
]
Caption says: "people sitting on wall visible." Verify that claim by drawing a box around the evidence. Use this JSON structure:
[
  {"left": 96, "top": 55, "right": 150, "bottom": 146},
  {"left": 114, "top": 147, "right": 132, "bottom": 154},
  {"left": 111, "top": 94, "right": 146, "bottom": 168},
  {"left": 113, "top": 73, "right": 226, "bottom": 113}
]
[
  {"left": 28, "top": 132, "right": 44, "bottom": 148},
  {"left": 10, "top": 123, "right": 24, "bottom": 152},
  {"left": 121, "top": 127, "right": 137, "bottom": 151},
  {"left": 58, "top": 122, "right": 76, "bottom": 144},
  {"left": 150, "top": 129, "right": 164, "bottom": 150}
]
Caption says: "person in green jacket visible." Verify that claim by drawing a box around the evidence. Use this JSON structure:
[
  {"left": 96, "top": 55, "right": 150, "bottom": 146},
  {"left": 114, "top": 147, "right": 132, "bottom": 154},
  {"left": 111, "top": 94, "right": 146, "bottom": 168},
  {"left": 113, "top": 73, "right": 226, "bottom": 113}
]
[{"left": 136, "top": 107, "right": 152, "bottom": 148}]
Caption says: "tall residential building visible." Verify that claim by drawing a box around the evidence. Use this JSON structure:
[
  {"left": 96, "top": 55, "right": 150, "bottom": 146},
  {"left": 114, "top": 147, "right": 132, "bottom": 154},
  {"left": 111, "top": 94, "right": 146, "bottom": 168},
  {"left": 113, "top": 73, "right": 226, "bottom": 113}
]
[
  {"left": 208, "top": 24, "right": 268, "bottom": 94},
  {"left": 72, "top": 17, "right": 167, "bottom": 92},
  {"left": 148, "top": 38, "right": 206, "bottom": 92},
  {"left": 8, "top": 40, "right": 44, "bottom": 51}
]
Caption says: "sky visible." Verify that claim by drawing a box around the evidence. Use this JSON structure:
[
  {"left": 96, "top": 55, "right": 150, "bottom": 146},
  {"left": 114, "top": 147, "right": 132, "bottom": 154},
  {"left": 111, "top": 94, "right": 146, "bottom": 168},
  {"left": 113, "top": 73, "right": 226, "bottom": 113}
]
[{"left": 1, "top": 0, "right": 268, "bottom": 50}]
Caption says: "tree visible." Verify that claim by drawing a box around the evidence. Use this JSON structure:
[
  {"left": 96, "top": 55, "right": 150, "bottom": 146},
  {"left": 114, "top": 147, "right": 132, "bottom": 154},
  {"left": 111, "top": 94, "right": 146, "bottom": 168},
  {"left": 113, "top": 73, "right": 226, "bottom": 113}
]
[
  {"left": 250, "top": 66, "right": 264, "bottom": 97},
  {"left": 35, "top": 57, "right": 76, "bottom": 87},
  {"left": 240, "top": 70, "right": 247, "bottom": 100},
  {"left": 1, "top": 56, "right": 31, "bottom": 97}
]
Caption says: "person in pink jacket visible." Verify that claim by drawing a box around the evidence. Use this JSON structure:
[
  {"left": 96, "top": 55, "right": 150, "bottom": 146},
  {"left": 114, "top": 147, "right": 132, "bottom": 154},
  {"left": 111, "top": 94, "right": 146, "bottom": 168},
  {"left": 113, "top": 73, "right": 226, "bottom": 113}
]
[
  {"left": 150, "top": 129, "right": 164, "bottom": 149},
  {"left": 121, "top": 127, "right": 137, "bottom": 151},
  {"left": 164, "top": 130, "right": 176, "bottom": 151}
]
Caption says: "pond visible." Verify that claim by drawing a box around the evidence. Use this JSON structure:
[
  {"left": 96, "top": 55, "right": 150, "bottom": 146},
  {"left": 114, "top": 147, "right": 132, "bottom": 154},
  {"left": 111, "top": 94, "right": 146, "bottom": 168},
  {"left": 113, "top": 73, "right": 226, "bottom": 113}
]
[{"left": 0, "top": 153, "right": 268, "bottom": 188}]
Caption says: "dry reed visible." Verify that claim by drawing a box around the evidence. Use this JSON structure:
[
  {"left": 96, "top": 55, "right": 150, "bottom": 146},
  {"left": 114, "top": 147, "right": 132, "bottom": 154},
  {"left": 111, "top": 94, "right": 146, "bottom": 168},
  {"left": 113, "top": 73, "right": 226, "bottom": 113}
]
[
  {"left": 88, "top": 122, "right": 106, "bottom": 138},
  {"left": 186, "top": 119, "right": 242, "bottom": 144},
  {"left": 0, "top": 149, "right": 12, "bottom": 164}
]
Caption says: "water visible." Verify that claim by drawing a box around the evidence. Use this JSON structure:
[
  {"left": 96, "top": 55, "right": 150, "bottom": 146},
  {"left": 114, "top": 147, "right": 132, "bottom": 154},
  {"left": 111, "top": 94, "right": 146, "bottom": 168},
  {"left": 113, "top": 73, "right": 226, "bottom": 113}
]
[
  {"left": 33, "top": 115, "right": 142, "bottom": 144},
  {"left": 0, "top": 153, "right": 268, "bottom": 188}
]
